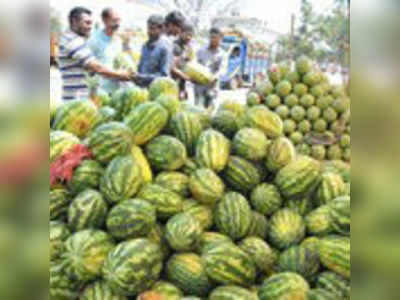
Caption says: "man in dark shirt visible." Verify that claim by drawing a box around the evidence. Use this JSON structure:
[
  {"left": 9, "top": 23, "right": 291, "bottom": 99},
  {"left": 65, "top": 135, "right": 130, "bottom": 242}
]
[{"left": 133, "top": 15, "right": 173, "bottom": 87}]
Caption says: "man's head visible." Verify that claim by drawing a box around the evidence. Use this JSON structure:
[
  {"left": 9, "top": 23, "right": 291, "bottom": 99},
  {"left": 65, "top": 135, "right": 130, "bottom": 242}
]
[
  {"left": 180, "top": 22, "right": 194, "bottom": 44},
  {"left": 232, "top": 47, "right": 240, "bottom": 57},
  {"left": 69, "top": 7, "right": 92, "bottom": 38},
  {"left": 101, "top": 8, "right": 121, "bottom": 35},
  {"left": 147, "top": 15, "right": 164, "bottom": 41},
  {"left": 165, "top": 11, "right": 185, "bottom": 36},
  {"left": 209, "top": 27, "right": 222, "bottom": 49}
]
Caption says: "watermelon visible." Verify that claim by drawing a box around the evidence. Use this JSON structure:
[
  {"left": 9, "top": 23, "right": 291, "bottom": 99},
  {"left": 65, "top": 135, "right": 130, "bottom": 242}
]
[
  {"left": 145, "top": 135, "right": 187, "bottom": 171},
  {"left": 67, "top": 160, "right": 103, "bottom": 195},
  {"left": 81, "top": 281, "right": 128, "bottom": 300},
  {"left": 149, "top": 77, "right": 179, "bottom": 100},
  {"left": 100, "top": 156, "right": 143, "bottom": 204},
  {"left": 301, "top": 237, "right": 321, "bottom": 257},
  {"left": 155, "top": 94, "right": 181, "bottom": 115},
  {"left": 266, "top": 137, "right": 296, "bottom": 173},
  {"left": 124, "top": 102, "right": 169, "bottom": 146},
  {"left": 303, "top": 71, "right": 321, "bottom": 86},
  {"left": 189, "top": 168, "right": 225, "bottom": 205},
  {"left": 165, "top": 213, "right": 203, "bottom": 251},
  {"left": 266, "top": 94, "right": 281, "bottom": 109},
  {"left": 298, "top": 119, "right": 312, "bottom": 134},
  {"left": 50, "top": 188, "right": 70, "bottom": 221},
  {"left": 319, "top": 236, "right": 350, "bottom": 279},
  {"left": 307, "top": 106, "right": 321, "bottom": 120},
  {"left": 131, "top": 145, "right": 153, "bottom": 183},
  {"left": 286, "top": 71, "right": 300, "bottom": 85},
  {"left": 183, "top": 61, "right": 216, "bottom": 85},
  {"left": 195, "top": 129, "right": 231, "bottom": 172},
  {"left": 138, "top": 184, "right": 183, "bottom": 219},
  {"left": 50, "top": 221, "right": 70, "bottom": 262},
  {"left": 202, "top": 242, "right": 256, "bottom": 286},
  {"left": 63, "top": 229, "right": 114, "bottom": 282},
  {"left": 147, "top": 223, "right": 170, "bottom": 260},
  {"left": 296, "top": 56, "right": 312, "bottom": 74},
  {"left": 103, "top": 238, "right": 163, "bottom": 296},
  {"left": 209, "top": 286, "right": 258, "bottom": 300},
  {"left": 286, "top": 197, "right": 313, "bottom": 216},
  {"left": 184, "top": 203, "right": 214, "bottom": 230},
  {"left": 310, "top": 85, "right": 325, "bottom": 98},
  {"left": 155, "top": 172, "right": 190, "bottom": 197},
  {"left": 212, "top": 110, "right": 240, "bottom": 139},
  {"left": 294, "top": 83, "right": 308, "bottom": 97},
  {"left": 50, "top": 131, "right": 80, "bottom": 163},
  {"left": 222, "top": 156, "right": 261, "bottom": 194},
  {"left": 52, "top": 100, "right": 99, "bottom": 138},
  {"left": 279, "top": 245, "right": 320, "bottom": 279},
  {"left": 87, "top": 122, "right": 133, "bottom": 164},
  {"left": 250, "top": 183, "right": 283, "bottom": 216},
  {"left": 97, "top": 106, "right": 117, "bottom": 126},
  {"left": 305, "top": 205, "right": 333, "bottom": 236},
  {"left": 311, "top": 145, "right": 327, "bottom": 160},
  {"left": 68, "top": 189, "right": 108, "bottom": 231},
  {"left": 184, "top": 104, "right": 212, "bottom": 128},
  {"left": 283, "top": 119, "right": 297, "bottom": 134},
  {"left": 245, "top": 105, "right": 283, "bottom": 138},
  {"left": 275, "top": 105, "right": 290, "bottom": 119},
  {"left": 332, "top": 97, "right": 350, "bottom": 113},
  {"left": 275, "top": 156, "right": 321, "bottom": 199},
  {"left": 290, "top": 105, "right": 306, "bottom": 122},
  {"left": 169, "top": 111, "right": 203, "bottom": 154},
  {"left": 196, "top": 232, "right": 233, "bottom": 255},
  {"left": 258, "top": 272, "right": 309, "bottom": 300},
  {"left": 110, "top": 86, "right": 149, "bottom": 120},
  {"left": 214, "top": 192, "right": 252, "bottom": 240},
  {"left": 247, "top": 92, "right": 262, "bottom": 106},
  {"left": 269, "top": 209, "right": 306, "bottom": 249},
  {"left": 313, "top": 119, "right": 328, "bottom": 132},
  {"left": 106, "top": 199, "right": 156, "bottom": 240},
  {"left": 239, "top": 237, "right": 276, "bottom": 274},
  {"left": 284, "top": 94, "right": 299, "bottom": 107},
  {"left": 306, "top": 289, "right": 337, "bottom": 300},
  {"left": 166, "top": 253, "right": 213, "bottom": 296},
  {"left": 247, "top": 211, "right": 269, "bottom": 240},
  {"left": 328, "top": 196, "right": 350, "bottom": 235},
  {"left": 276, "top": 80, "right": 292, "bottom": 97},
  {"left": 50, "top": 263, "right": 80, "bottom": 300},
  {"left": 322, "top": 107, "right": 338, "bottom": 123},
  {"left": 314, "top": 172, "right": 346, "bottom": 205},
  {"left": 255, "top": 80, "right": 274, "bottom": 99},
  {"left": 268, "top": 67, "right": 281, "bottom": 84},
  {"left": 181, "top": 158, "right": 199, "bottom": 175},
  {"left": 296, "top": 143, "right": 312, "bottom": 156},
  {"left": 340, "top": 134, "right": 350, "bottom": 148},
  {"left": 151, "top": 281, "right": 183, "bottom": 300},
  {"left": 232, "top": 128, "right": 270, "bottom": 161},
  {"left": 327, "top": 145, "right": 343, "bottom": 160},
  {"left": 316, "top": 271, "right": 350, "bottom": 299},
  {"left": 316, "top": 95, "right": 334, "bottom": 110}
]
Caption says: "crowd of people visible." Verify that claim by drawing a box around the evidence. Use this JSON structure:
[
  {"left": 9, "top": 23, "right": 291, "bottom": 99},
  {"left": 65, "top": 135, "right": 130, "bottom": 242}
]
[{"left": 54, "top": 6, "right": 226, "bottom": 108}]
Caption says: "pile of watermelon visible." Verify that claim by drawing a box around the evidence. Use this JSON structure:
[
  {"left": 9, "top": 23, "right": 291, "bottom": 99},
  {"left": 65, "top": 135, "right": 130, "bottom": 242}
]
[
  {"left": 248, "top": 56, "right": 350, "bottom": 163},
  {"left": 50, "top": 77, "right": 350, "bottom": 300}
]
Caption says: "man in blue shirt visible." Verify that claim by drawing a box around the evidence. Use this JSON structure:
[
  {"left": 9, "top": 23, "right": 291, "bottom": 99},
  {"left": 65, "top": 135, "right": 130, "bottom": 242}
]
[{"left": 133, "top": 15, "right": 173, "bottom": 87}]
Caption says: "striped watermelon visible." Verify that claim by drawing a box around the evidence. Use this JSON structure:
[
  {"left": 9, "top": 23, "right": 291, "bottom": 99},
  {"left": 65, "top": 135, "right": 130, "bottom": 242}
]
[
  {"left": 149, "top": 77, "right": 179, "bottom": 100},
  {"left": 286, "top": 197, "right": 313, "bottom": 216},
  {"left": 67, "top": 160, "right": 104, "bottom": 195},
  {"left": 145, "top": 135, "right": 187, "bottom": 171},
  {"left": 169, "top": 111, "right": 203, "bottom": 155},
  {"left": 50, "top": 188, "right": 70, "bottom": 221},
  {"left": 100, "top": 156, "right": 143, "bottom": 204},
  {"left": 306, "top": 289, "right": 337, "bottom": 300},
  {"left": 63, "top": 229, "right": 114, "bottom": 282},
  {"left": 106, "top": 199, "right": 156, "bottom": 240},
  {"left": 138, "top": 184, "right": 183, "bottom": 219},
  {"left": 328, "top": 196, "right": 350, "bottom": 235},
  {"left": 258, "top": 272, "right": 309, "bottom": 300},
  {"left": 202, "top": 242, "right": 256, "bottom": 286},
  {"left": 319, "top": 236, "right": 350, "bottom": 279},
  {"left": 269, "top": 209, "right": 306, "bottom": 249},
  {"left": 212, "top": 110, "right": 240, "bottom": 139},
  {"left": 52, "top": 100, "right": 99, "bottom": 138},
  {"left": 322, "top": 160, "right": 350, "bottom": 182},
  {"left": 278, "top": 245, "right": 320, "bottom": 279},
  {"left": 124, "top": 102, "right": 169, "bottom": 146},
  {"left": 81, "top": 281, "right": 128, "bottom": 300},
  {"left": 275, "top": 156, "right": 321, "bottom": 199},
  {"left": 165, "top": 213, "right": 203, "bottom": 251},
  {"left": 195, "top": 129, "right": 231, "bottom": 172},
  {"left": 181, "top": 158, "right": 198, "bottom": 176},
  {"left": 151, "top": 281, "right": 183, "bottom": 300},
  {"left": 50, "top": 130, "right": 80, "bottom": 163},
  {"left": 50, "top": 221, "right": 70, "bottom": 262},
  {"left": 166, "top": 253, "right": 213, "bottom": 296},
  {"left": 87, "top": 122, "right": 133, "bottom": 164},
  {"left": 155, "top": 172, "right": 190, "bottom": 197},
  {"left": 265, "top": 137, "right": 296, "bottom": 173},
  {"left": 155, "top": 94, "right": 181, "bottom": 115},
  {"left": 247, "top": 211, "right": 269, "bottom": 240},
  {"left": 245, "top": 105, "right": 283, "bottom": 138},
  {"left": 196, "top": 232, "right": 233, "bottom": 254},
  {"left": 250, "top": 183, "right": 283, "bottom": 216},
  {"left": 110, "top": 86, "right": 149, "bottom": 119},
  {"left": 305, "top": 205, "right": 333, "bottom": 236},
  {"left": 50, "top": 263, "right": 80, "bottom": 300},
  {"left": 214, "top": 192, "right": 252, "bottom": 240},
  {"left": 209, "top": 285, "right": 258, "bottom": 300},
  {"left": 131, "top": 145, "right": 153, "bottom": 183},
  {"left": 68, "top": 189, "right": 108, "bottom": 231},
  {"left": 96, "top": 106, "right": 117, "bottom": 126},
  {"left": 232, "top": 128, "right": 270, "bottom": 161},
  {"left": 239, "top": 237, "right": 276, "bottom": 274},
  {"left": 189, "top": 168, "right": 225, "bottom": 205},
  {"left": 222, "top": 156, "right": 261, "bottom": 194},
  {"left": 147, "top": 223, "right": 170, "bottom": 260},
  {"left": 314, "top": 172, "right": 346, "bottom": 205},
  {"left": 316, "top": 271, "right": 350, "bottom": 299},
  {"left": 184, "top": 203, "right": 214, "bottom": 230},
  {"left": 103, "top": 238, "right": 163, "bottom": 296}
]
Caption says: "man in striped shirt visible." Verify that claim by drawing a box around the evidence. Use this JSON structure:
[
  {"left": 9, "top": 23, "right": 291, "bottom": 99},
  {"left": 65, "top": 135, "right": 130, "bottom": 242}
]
[{"left": 59, "top": 7, "right": 131, "bottom": 101}]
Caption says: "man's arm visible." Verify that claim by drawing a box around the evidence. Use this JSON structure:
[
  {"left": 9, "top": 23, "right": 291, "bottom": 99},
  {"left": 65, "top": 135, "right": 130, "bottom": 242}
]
[{"left": 85, "top": 60, "right": 131, "bottom": 81}]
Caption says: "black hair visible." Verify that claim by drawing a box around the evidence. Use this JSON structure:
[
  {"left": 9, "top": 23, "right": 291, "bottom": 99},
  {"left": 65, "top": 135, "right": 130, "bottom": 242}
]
[
  {"left": 69, "top": 7, "right": 91, "bottom": 25},
  {"left": 165, "top": 10, "right": 185, "bottom": 27},
  {"left": 101, "top": 7, "right": 113, "bottom": 20},
  {"left": 148, "top": 14, "right": 165, "bottom": 27},
  {"left": 210, "top": 27, "right": 222, "bottom": 36},
  {"left": 182, "top": 21, "right": 194, "bottom": 33}
]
